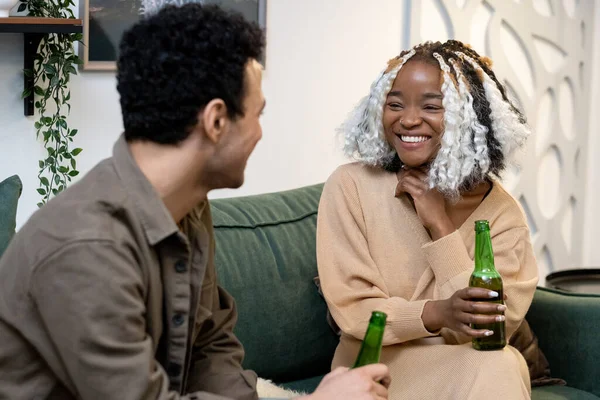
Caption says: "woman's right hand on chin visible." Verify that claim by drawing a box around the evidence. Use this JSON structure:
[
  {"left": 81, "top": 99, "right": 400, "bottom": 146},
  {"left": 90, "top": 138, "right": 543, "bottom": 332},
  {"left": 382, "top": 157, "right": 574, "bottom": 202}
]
[
  {"left": 299, "top": 364, "right": 391, "bottom": 400},
  {"left": 422, "top": 287, "right": 507, "bottom": 337}
]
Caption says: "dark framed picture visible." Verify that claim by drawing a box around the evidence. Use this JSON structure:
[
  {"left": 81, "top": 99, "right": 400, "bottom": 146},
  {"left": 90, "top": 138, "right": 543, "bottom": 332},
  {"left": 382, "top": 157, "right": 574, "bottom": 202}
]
[{"left": 80, "top": 0, "right": 267, "bottom": 71}]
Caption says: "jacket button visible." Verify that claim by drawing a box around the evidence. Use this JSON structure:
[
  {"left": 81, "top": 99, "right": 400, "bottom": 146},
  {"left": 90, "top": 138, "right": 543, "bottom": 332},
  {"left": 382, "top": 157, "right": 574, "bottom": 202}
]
[
  {"left": 174, "top": 260, "right": 187, "bottom": 273},
  {"left": 167, "top": 362, "right": 182, "bottom": 377},
  {"left": 173, "top": 314, "right": 185, "bottom": 326}
]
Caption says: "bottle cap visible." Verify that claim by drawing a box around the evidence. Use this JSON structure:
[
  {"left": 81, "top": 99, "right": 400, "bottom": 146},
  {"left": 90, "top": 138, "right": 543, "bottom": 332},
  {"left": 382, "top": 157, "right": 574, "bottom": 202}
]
[
  {"left": 474, "top": 220, "right": 490, "bottom": 233},
  {"left": 370, "top": 311, "right": 387, "bottom": 326}
]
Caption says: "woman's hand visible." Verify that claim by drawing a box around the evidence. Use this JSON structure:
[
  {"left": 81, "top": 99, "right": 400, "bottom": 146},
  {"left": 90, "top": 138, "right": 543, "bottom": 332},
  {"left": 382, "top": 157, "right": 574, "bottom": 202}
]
[
  {"left": 395, "top": 168, "right": 454, "bottom": 240},
  {"left": 422, "top": 287, "right": 507, "bottom": 336}
]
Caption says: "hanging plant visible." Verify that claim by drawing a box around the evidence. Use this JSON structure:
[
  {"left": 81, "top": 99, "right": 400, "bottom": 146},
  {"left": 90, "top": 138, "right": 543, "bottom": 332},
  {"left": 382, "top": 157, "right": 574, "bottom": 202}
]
[{"left": 20, "top": 0, "right": 83, "bottom": 207}]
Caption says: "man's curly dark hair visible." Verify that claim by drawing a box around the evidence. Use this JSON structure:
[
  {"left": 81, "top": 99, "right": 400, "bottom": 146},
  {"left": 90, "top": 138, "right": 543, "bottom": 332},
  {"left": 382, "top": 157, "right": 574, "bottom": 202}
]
[{"left": 117, "top": 3, "right": 265, "bottom": 144}]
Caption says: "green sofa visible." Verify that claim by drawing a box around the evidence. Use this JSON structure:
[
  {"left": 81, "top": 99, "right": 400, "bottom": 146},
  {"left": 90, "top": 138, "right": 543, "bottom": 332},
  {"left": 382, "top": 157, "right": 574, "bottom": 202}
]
[
  {"left": 1, "top": 178, "right": 598, "bottom": 399},
  {"left": 210, "top": 184, "right": 600, "bottom": 400}
]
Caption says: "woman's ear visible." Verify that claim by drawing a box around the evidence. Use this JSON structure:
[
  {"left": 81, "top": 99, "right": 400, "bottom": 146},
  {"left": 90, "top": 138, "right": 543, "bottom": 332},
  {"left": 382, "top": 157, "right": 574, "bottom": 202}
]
[{"left": 201, "top": 99, "right": 229, "bottom": 143}]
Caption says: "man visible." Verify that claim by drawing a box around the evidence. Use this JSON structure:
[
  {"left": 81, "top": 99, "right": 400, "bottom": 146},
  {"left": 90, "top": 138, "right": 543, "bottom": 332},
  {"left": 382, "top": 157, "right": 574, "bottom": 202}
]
[{"left": 0, "top": 4, "right": 390, "bottom": 400}]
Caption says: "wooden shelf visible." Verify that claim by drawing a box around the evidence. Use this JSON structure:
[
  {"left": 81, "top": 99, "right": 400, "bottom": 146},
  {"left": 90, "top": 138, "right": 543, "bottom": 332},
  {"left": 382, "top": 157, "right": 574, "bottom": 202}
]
[
  {"left": 0, "top": 17, "right": 82, "bottom": 33},
  {"left": 0, "top": 17, "right": 83, "bottom": 116}
]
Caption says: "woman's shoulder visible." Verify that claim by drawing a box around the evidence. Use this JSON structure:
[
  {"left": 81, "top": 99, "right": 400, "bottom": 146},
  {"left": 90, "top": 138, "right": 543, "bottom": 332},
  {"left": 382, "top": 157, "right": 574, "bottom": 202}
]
[
  {"left": 485, "top": 180, "right": 530, "bottom": 232},
  {"left": 326, "top": 162, "right": 394, "bottom": 189}
]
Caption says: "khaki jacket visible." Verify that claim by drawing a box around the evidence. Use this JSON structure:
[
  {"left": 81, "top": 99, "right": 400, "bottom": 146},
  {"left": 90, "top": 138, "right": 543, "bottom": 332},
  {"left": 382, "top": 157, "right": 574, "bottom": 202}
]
[{"left": 0, "top": 136, "right": 258, "bottom": 400}]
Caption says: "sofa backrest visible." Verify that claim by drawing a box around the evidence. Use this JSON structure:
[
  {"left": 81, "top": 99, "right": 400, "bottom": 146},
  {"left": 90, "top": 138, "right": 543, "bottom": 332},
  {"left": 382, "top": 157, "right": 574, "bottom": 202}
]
[
  {"left": 210, "top": 184, "right": 338, "bottom": 384},
  {"left": 0, "top": 175, "right": 22, "bottom": 259}
]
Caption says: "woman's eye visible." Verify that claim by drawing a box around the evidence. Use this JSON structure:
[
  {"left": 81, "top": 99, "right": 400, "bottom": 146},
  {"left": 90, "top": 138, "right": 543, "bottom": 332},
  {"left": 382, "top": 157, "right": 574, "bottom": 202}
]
[
  {"left": 388, "top": 103, "right": 403, "bottom": 109},
  {"left": 424, "top": 105, "right": 442, "bottom": 110}
]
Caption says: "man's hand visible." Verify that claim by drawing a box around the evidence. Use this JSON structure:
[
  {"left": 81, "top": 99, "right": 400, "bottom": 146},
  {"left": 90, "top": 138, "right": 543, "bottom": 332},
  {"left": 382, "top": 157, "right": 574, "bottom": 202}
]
[
  {"left": 395, "top": 168, "right": 454, "bottom": 240},
  {"left": 298, "top": 364, "right": 391, "bottom": 400}
]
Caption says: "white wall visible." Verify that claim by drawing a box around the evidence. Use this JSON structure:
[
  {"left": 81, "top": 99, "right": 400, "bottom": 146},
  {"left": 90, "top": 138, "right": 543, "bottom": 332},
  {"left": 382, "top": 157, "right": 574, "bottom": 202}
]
[
  {"left": 1, "top": 0, "right": 599, "bottom": 270},
  {"left": 0, "top": 0, "right": 408, "bottom": 229},
  {"left": 583, "top": 2, "right": 600, "bottom": 267}
]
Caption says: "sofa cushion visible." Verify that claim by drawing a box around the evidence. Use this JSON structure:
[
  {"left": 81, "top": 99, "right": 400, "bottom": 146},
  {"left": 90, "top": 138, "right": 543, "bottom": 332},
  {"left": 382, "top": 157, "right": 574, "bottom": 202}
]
[
  {"left": 211, "top": 184, "right": 339, "bottom": 383},
  {"left": 531, "top": 386, "right": 600, "bottom": 400},
  {"left": 527, "top": 287, "right": 600, "bottom": 397},
  {"left": 0, "top": 175, "right": 22, "bottom": 258}
]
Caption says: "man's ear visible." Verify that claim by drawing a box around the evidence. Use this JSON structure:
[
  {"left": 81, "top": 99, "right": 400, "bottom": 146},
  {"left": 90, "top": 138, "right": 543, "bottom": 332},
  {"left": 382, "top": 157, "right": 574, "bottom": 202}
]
[{"left": 200, "top": 99, "right": 229, "bottom": 144}]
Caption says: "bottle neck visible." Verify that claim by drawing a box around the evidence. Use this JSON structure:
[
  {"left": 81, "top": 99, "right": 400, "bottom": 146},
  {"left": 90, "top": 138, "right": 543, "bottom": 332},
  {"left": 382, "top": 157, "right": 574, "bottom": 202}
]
[{"left": 474, "top": 228, "right": 496, "bottom": 273}]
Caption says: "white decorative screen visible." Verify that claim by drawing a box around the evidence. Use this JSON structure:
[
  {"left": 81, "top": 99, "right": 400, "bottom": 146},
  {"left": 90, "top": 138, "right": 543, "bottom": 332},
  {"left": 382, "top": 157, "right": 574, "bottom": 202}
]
[{"left": 408, "top": 0, "right": 595, "bottom": 282}]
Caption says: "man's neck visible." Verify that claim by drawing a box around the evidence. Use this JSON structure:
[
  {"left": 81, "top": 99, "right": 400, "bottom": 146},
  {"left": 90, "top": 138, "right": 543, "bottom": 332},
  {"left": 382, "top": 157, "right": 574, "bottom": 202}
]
[{"left": 128, "top": 139, "right": 210, "bottom": 224}]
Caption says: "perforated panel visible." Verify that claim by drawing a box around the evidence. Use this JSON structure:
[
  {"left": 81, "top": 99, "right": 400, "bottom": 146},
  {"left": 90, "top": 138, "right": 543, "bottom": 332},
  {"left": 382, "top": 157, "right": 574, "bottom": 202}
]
[{"left": 409, "top": 0, "right": 594, "bottom": 282}]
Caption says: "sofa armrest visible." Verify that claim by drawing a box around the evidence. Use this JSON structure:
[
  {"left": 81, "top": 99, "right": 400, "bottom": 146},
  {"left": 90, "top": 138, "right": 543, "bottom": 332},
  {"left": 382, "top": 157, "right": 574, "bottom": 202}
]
[{"left": 526, "top": 287, "right": 600, "bottom": 397}]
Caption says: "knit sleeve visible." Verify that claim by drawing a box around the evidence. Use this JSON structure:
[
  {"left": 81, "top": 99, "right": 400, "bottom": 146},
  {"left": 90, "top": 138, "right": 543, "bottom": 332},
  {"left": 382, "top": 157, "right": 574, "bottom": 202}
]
[
  {"left": 316, "top": 168, "right": 438, "bottom": 345},
  {"left": 423, "top": 225, "right": 539, "bottom": 341}
]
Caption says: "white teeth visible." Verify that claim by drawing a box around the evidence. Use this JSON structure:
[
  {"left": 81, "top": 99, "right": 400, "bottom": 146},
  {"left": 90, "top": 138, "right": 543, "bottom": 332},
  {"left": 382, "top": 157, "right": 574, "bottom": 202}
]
[{"left": 400, "top": 135, "right": 429, "bottom": 143}]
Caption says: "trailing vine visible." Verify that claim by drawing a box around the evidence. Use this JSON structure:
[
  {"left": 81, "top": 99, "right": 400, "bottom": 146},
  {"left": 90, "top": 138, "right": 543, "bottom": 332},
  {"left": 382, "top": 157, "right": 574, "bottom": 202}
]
[{"left": 20, "top": 0, "right": 83, "bottom": 207}]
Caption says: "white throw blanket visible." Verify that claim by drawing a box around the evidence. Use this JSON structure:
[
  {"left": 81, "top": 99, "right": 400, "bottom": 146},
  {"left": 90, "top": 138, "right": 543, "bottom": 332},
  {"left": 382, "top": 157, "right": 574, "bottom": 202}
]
[{"left": 256, "top": 377, "right": 306, "bottom": 399}]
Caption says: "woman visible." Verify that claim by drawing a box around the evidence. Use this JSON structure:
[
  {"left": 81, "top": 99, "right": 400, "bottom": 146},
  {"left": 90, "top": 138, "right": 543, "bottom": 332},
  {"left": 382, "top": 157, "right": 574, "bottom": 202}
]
[{"left": 316, "top": 40, "right": 538, "bottom": 399}]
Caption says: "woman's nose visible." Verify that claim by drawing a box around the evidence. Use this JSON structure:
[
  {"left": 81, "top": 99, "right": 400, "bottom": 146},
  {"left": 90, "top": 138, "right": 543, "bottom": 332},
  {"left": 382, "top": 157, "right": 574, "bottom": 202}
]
[{"left": 400, "top": 109, "right": 423, "bottom": 128}]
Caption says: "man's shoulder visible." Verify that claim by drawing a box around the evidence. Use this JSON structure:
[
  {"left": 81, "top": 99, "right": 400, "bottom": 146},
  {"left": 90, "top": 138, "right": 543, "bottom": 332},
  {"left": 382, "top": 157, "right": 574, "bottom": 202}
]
[{"left": 7, "top": 159, "right": 143, "bottom": 269}]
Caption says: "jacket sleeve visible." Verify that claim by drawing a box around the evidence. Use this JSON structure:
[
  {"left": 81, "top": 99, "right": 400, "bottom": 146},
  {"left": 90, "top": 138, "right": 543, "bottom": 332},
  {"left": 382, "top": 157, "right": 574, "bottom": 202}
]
[
  {"left": 184, "top": 206, "right": 258, "bottom": 400},
  {"left": 184, "top": 275, "right": 258, "bottom": 400},
  {"left": 317, "top": 168, "right": 439, "bottom": 345},
  {"left": 30, "top": 240, "right": 238, "bottom": 400}
]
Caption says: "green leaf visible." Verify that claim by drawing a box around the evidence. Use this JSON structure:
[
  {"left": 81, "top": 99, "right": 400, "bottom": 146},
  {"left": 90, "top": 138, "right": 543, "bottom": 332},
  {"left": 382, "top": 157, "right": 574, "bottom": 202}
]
[
  {"left": 69, "top": 128, "right": 78, "bottom": 136},
  {"left": 38, "top": 160, "right": 44, "bottom": 168},
  {"left": 36, "top": 188, "right": 46, "bottom": 195},
  {"left": 21, "top": 87, "right": 32, "bottom": 99},
  {"left": 42, "top": 116, "right": 52, "bottom": 125},
  {"left": 63, "top": 152, "right": 72, "bottom": 159},
  {"left": 34, "top": 122, "right": 42, "bottom": 130},
  {"left": 37, "top": 202, "right": 44, "bottom": 208},
  {"left": 65, "top": 92, "right": 71, "bottom": 102},
  {"left": 52, "top": 189, "right": 59, "bottom": 196},
  {"left": 73, "top": 56, "right": 84, "bottom": 65},
  {"left": 34, "top": 86, "right": 45, "bottom": 96},
  {"left": 59, "top": 119, "right": 67, "bottom": 129},
  {"left": 43, "top": 131, "right": 51, "bottom": 141},
  {"left": 40, "top": 177, "right": 49, "bottom": 186},
  {"left": 54, "top": 175, "right": 60, "bottom": 184},
  {"left": 43, "top": 64, "right": 57, "bottom": 75},
  {"left": 66, "top": 65, "right": 77, "bottom": 75},
  {"left": 58, "top": 166, "right": 68, "bottom": 173},
  {"left": 70, "top": 158, "right": 76, "bottom": 169},
  {"left": 50, "top": 75, "right": 59, "bottom": 86},
  {"left": 68, "top": 170, "right": 79, "bottom": 177},
  {"left": 71, "top": 148, "right": 83, "bottom": 156},
  {"left": 22, "top": 68, "right": 33, "bottom": 77}
]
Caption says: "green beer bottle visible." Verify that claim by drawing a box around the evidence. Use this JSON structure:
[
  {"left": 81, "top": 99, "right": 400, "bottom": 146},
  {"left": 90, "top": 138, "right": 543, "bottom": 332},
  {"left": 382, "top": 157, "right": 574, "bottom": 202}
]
[
  {"left": 353, "top": 311, "right": 387, "bottom": 368},
  {"left": 469, "top": 220, "right": 506, "bottom": 351}
]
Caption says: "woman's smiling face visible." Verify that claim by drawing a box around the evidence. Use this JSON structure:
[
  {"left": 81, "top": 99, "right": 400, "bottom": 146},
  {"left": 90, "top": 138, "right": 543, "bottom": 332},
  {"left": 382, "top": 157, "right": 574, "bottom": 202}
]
[{"left": 383, "top": 60, "right": 445, "bottom": 168}]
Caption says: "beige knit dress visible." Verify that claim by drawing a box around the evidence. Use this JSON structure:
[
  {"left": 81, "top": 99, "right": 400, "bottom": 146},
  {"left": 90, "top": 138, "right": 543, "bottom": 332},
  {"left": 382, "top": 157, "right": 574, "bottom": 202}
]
[{"left": 316, "top": 163, "right": 539, "bottom": 400}]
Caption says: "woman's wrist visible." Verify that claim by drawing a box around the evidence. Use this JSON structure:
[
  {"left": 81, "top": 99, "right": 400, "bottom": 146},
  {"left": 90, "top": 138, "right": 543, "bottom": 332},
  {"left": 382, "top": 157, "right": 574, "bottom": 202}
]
[
  {"left": 428, "top": 217, "right": 455, "bottom": 241},
  {"left": 422, "top": 300, "right": 445, "bottom": 332}
]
